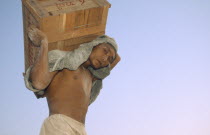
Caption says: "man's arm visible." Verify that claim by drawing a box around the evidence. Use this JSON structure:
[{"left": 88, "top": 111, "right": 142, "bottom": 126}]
[
  {"left": 92, "top": 53, "right": 121, "bottom": 81},
  {"left": 28, "top": 25, "right": 58, "bottom": 90}
]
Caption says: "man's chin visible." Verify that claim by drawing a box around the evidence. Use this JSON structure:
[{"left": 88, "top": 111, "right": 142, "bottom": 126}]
[
  {"left": 91, "top": 65, "right": 100, "bottom": 70},
  {"left": 90, "top": 60, "right": 107, "bottom": 69},
  {"left": 91, "top": 64, "right": 104, "bottom": 70},
  {"left": 90, "top": 61, "right": 101, "bottom": 69}
]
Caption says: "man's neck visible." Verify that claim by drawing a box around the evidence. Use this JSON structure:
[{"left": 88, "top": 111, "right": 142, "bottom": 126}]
[{"left": 82, "top": 59, "right": 91, "bottom": 68}]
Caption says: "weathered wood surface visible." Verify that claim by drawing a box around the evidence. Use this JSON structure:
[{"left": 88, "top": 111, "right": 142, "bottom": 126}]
[{"left": 22, "top": 0, "right": 111, "bottom": 71}]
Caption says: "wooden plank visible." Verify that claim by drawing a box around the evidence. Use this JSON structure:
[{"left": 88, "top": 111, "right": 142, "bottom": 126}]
[
  {"left": 74, "top": 10, "right": 86, "bottom": 30},
  {"left": 22, "top": 5, "right": 29, "bottom": 71},
  {"left": 28, "top": 0, "right": 48, "bottom": 17},
  {"left": 46, "top": 25, "right": 106, "bottom": 42},
  {"left": 39, "top": 0, "right": 98, "bottom": 17},
  {"left": 22, "top": 0, "right": 41, "bottom": 22},
  {"left": 63, "top": 31, "right": 105, "bottom": 47},
  {"left": 86, "top": 7, "right": 103, "bottom": 27},
  {"left": 48, "top": 32, "right": 103, "bottom": 51},
  {"left": 41, "top": 15, "right": 60, "bottom": 32},
  {"left": 65, "top": 11, "right": 76, "bottom": 30},
  {"left": 59, "top": 14, "right": 67, "bottom": 33},
  {"left": 49, "top": 43, "right": 80, "bottom": 52},
  {"left": 48, "top": 31, "right": 104, "bottom": 51},
  {"left": 41, "top": 13, "right": 67, "bottom": 33},
  {"left": 48, "top": 42, "right": 58, "bottom": 51},
  {"left": 22, "top": 3, "right": 41, "bottom": 71},
  {"left": 65, "top": 7, "right": 103, "bottom": 31},
  {"left": 56, "top": 40, "right": 65, "bottom": 50},
  {"left": 101, "top": 5, "right": 109, "bottom": 25},
  {"left": 93, "top": 0, "right": 110, "bottom": 7},
  {"left": 57, "top": 0, "right": 97, "bottom": 15}
]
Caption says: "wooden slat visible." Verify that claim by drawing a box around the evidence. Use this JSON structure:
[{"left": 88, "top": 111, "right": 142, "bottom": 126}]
[
  {"left": 22, "top": 4, "right": 41, "bottom": 71},
  {"left": 46, "top": 25, "right": 106, "bottom": 42},
  {"left": 101, "top": 5, "right": 109, "bottom": 25},
  {"left": 63, "top": 31, "right": 104, "bottom": 47},
  {"left": 86, "top": 7, "right": 103, "bottom": 27},
  {"left": 93, "top": 0, "right": 110, "bottom": 7},
  {"left": 22, "top": 0, "right": 41, "bottom": 22},
  {"left": 41, "top": 15, "right": 60, "bottom": 32},
  {"left": 28, "top": 0, "right": 48, "bottom": 17},
  {"left": 48, "top": 31, "right": 104, "bottom": 51},
  {"left": 22, "top": 5, "right": 29, "bottom": 71},
  {"left": 65, "top": 11, "right": 76, "bottom": 30},
  {"left": 58, "top": 14, "right": 67, "bottom": 32},
  {"left": 74, "top": 10, "right": 86, "bottom": 30},
  {"left": 38, "top": 0, "right": 99, "bottom": 17},
  {"left": 49, "top": 43, "right": 80, "bottom": 52}
]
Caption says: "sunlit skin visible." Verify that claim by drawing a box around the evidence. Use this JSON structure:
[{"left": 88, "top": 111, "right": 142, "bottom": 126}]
[
  {"left": 85, "top": 43, "right": 116, "bottom": 69},
  {"left": 28, "top": 26, "right": 120, "bottom": 124}
]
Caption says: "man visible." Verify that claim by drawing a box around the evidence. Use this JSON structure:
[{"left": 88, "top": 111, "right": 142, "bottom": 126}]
[{"left": 24, "top": 26, "right": 120, "bottom": 135}]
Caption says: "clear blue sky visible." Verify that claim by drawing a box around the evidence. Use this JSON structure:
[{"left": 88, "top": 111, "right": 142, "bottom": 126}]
[{"left": 1, "top": 0, "right": 210, "bottom": 135}]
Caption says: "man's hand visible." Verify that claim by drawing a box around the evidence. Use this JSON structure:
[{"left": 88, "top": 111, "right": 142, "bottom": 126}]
[
  {"left": 28, "top": 25, "right": 48, "bottom": 47},
  {"left": 92, "top": 53, "right": 120, "bottom": 81},
  {"left": 110, "top": 53, "right": 121, "bottom": 70}
]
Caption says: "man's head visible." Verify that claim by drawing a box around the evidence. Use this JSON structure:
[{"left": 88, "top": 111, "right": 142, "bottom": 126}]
[{"left": 89, "top": 43, "right": 116, "bottom": 69}]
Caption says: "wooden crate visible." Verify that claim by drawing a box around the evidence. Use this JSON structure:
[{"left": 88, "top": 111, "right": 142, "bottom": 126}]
[{"left": 22, "top": 0, "right": 111, "bottom": 71}]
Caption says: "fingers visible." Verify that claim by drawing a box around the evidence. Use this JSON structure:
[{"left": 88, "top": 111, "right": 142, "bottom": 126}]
[
  {"left": 27, "top": 25, "right": 48, "bottom": 47},
  {"left": 110, "top": 53, "right": 121, "bottom": 70},
  {"left": 27, "top": 25, "right": 47, "bottom": 38},
  {"left": 23, "top": 72, "right": 26, "bottom": 77},
  {"left": 28, "top": 27, "right": 40, "bottom": 46},
  {"left": 28, "top": 25, "right": 38, "bottom": 37}
]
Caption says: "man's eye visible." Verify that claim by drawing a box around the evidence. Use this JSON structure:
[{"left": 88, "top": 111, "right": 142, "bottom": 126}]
[{"left": 103, "top": 48, "right": 108, "bottom": 54}]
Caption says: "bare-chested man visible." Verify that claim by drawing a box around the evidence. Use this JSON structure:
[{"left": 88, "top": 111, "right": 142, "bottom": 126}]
[{"left": 24, "top": 26, "right": 120, "bottom": 135}]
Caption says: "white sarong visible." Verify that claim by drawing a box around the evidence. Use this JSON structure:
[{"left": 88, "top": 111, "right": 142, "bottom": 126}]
[{"left": 39, "top": 114, "right": 87, "bottom": 135}]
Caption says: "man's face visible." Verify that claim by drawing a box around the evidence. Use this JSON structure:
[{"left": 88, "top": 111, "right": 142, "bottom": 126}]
[{"left": 89, "top": 43, "right": 116, "bottom": 69}]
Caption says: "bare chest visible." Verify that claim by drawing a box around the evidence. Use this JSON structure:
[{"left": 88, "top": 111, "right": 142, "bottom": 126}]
[{"left": 46, "top": 67, "right": 93, "bottom": 100}]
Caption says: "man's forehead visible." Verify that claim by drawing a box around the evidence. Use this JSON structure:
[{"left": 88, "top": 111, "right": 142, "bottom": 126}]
[
  {"left": 101, "top": 43, "right": 116, "bottom": 51},
  {"left": 102, "top": 43, "right": 116, "bottom": 56}
]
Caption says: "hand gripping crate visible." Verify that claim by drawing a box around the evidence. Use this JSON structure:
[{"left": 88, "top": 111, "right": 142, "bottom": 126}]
[{"left": 22, "top": 0, "right": 111, "bottom": 70}]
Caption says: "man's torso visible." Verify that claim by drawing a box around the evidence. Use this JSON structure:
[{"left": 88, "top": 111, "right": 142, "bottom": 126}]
[{"left": 45, "top": 66, "right": 93, "bottom": 124}]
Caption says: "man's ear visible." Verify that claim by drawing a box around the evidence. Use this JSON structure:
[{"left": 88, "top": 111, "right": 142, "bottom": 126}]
[{"left": 110, "top": 53, "right": 121, "bottom": 70}]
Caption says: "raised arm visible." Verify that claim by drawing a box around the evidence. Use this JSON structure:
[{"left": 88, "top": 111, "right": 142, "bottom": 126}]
[
  {"left": 110, "top": 53, "right": 121, "bottom": 70},
  {"left": 91, "top": 53, "right": 120, "bottom": 81},
  {"left": 28, "top": 25, "right": 58, "bottom": 90}
]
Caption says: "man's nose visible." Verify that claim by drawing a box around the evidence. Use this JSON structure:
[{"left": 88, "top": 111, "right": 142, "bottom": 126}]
[{"left": 102, "top": 55, "right": 108, "bottom": 61}]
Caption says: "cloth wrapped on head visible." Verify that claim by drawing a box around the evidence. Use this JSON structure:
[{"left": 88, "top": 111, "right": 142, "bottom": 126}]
[{"left": 24, "top": 35, "right": 118, "bottom": 105}]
